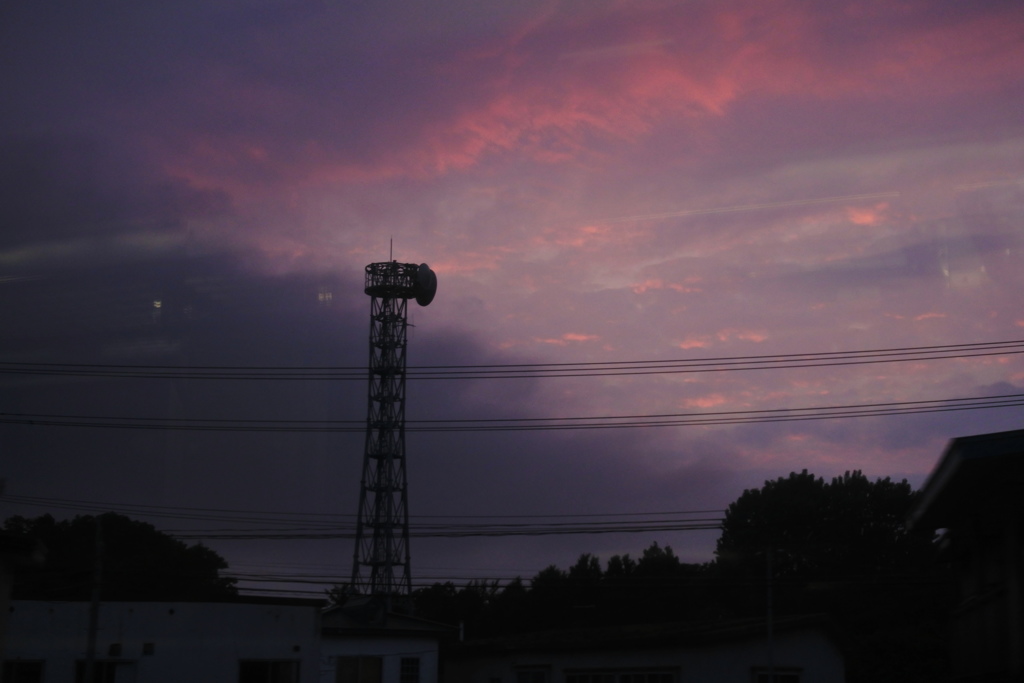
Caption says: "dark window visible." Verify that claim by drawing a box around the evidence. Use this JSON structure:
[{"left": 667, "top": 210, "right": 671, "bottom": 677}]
[
  {"left": 566, "top": 675, "right": 615, "bottom": 683},
  {"left": 400, "top": 657, "right": 420, "bottom": 683},
  {"left": 566, "top": 672, "right": 674, "bottom": 683},
  {"left": 336, "top": 656, "right": 383, "bottom": 683},
  {"left": 238, "top": 660, "right": 300, "bottom": 683},
  {"left": 754, "top": 671, "right": 800, "bottom": 683},
  {"left": 3, "top": 661, "right": 44, "bottom": 683},
  {"left": 74, "top": 661, "right": 136, "bottom": 683},
  {"left": 516, "top": 670, "right": 549, "bottom": 683}
]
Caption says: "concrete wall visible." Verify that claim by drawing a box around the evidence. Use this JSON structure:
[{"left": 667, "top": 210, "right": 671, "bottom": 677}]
[
  {"left": 444, "top": 628, "right": 845, "bottom": 683},
  {"left": 320, "top": 635, "right": 440, "bottom": 683},
  {"left": 5, "top": 601, "right": 321, "bottom": 683}
]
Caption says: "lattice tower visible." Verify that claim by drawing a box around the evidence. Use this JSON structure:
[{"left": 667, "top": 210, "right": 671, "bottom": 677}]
[{"left": 350, "top": 261, "right": 436, "bottom": 598}]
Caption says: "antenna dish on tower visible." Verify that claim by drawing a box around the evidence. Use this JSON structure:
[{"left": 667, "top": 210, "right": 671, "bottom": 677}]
[{"left": 414, "top": 263, "right": 437, "bottom": 307}]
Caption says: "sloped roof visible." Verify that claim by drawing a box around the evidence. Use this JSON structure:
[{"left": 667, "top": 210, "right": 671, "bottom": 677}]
[{"left": 907, "top": 428, "right": 1024, "bottom": 531}]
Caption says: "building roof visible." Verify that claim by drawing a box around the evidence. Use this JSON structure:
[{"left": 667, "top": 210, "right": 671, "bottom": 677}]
[
  {"left": 907, "top": 428, "right": 1024, "bottom": 531},
  {"left": 321, "top": 597, "right": 456, "bottom": 639}
]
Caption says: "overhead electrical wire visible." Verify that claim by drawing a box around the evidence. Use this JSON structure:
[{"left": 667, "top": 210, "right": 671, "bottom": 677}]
[
  {"left": 222, "top": 571, "right": 951, "bottom": 597},
  {"left": 6, "top": 340, "right": 999, "bottom": 598},
  {"left": 2, "top": 392, "right": 1023, "bottom": 433},
  {"left": 0, "top": 339, "right": 1022, "bottom": 380},
  {"left": 0, "top": 493, "right": 943, "bottom": 597},
  {"left": 0, "top": 493, "right": 723, "bottom": 539},
  {"left": 164, "top": 517, "right": 724, "bottom": 541}
]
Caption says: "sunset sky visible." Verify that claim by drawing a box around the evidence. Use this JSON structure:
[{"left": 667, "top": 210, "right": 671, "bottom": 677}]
[{"left": 2, "top": 0, "right": 1024, "bottom": 596}]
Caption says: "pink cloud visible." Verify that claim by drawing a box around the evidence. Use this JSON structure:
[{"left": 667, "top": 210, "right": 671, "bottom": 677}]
[
  {"left": 535, "top": 333, "right": 600, "bottom": 346},
  {"left": 845, "top": 204, "right": 889, "bottom": 226},
  {"left": 682, "top": 394, "right": 728, "bottom": 409},
  {"left": 675, "top": 328, "right": 769, "bottom": 350},
  {"left": 153, "top": 2, "right": 1024, "bottom": 198},
  {"left": 632, "top": 276, "right": 702, "bottom": 294},
  {"left": 677, "top": 337, "right": 711, "bottom": 350},
  {"left": 717, "top": 328, "right": 769, "bottom": 343}
]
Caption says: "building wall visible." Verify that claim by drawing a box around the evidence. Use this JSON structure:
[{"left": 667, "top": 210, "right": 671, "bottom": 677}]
[
  {"left": 5, "top": 601, "right": 321, "bottom": 683},
  {"left": 946, "top": 508, "right": 1024, "bottom": 680},
  {"left": 320, "top": 635, "right": 439, "bottom": 683},
  {"left": 443, "top": 628, "right": 844, "bottom": 683}
]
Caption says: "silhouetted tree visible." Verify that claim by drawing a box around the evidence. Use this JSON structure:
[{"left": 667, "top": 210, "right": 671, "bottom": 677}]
[
  {"left": 714, "top": 470, "right": 948, "bottom": 683},
  {"left": 716, "top": 470, "right": 935, "bottom": 610},
  {"left": 635, "top": 542, "right": 682, "bottom": 576},
  {"left": 4, "top": 512, "right": 237, "bottom": 601},
  {"left": 604, "top": 553, "right": 636, "bottom": 580}
]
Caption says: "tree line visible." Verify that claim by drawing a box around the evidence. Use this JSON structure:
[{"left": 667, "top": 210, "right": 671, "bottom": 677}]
[
  {"left": 5, "top": 470, "right": 951, "bottom": 682},
  {"left": 401, "top": 470, "right": 949, "bottom": 683},
  {"left": 2, "top": 512, "right": 237, "bottom": 602}
]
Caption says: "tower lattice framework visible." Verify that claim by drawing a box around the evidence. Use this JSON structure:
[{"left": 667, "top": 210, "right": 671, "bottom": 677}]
[{"left": 351, "top": 261, "right": 435, "bottom": 598}]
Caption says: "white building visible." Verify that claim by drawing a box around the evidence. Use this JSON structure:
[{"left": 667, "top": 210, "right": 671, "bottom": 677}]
[
  {"left": 442, "top": 616, "right": 846, "bottom": 683},
  {"left": 3, "top": 599, "right": 450, "bottom": 683},
  {"left": 320, "top": 600, "right": 447, "bottom": 683}
]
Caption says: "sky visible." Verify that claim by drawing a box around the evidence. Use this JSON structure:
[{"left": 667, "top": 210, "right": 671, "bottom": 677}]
[{"left": 2, "top": 0, "right": 1024, "bottom": 597}]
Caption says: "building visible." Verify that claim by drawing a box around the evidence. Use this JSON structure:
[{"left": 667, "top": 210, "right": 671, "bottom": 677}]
[
  {"left": 2, "top": 598, "right": 451, "bottom": 683},
  {"left": 0, "top": 534, "right": 46, "bottom": 678},
  {"left": 442, "top": 615, "right": 846, "bottom": 683},
  {"left": 321, "top": 598, "right": 450, "bottom": 683},
  {"left": 907, "top": 427, "right": 1024, "bottom": 682},
  {"left": 3, "top": 600, "right": 321, "bottom": 683}
]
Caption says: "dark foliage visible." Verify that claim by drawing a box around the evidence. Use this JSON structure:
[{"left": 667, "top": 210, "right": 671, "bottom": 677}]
[
  {"left": 4, "top": 512, "right": 237, "bottom": 601},
  {"left": 407, "top": 542, "right": 713, "bottom": 639},
  {"left": 404, "top": 470, "right": 950, "bottom": 682},
  {"left": 713, "top": 470, "right": 950, "bottom": 682}
]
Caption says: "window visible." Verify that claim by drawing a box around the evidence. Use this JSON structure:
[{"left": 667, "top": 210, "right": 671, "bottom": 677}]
[
  {"left": 238, "top": 660, "right": 300, "bottom": 683},
  {"left": 336, "top": 656, "right": 383, "bottom": 683},
  {"left": 3, "top": 661, "right": 44, "bottom": 683},
  {"left": 566, "top": 671, "right": 675, "bottom": 683},
  {"left": 565, "top": 675, "right": 614, "bottom": 683},
  {"left": 74, "top": 661, "right": 136, "bottom": 683},
  {"left": 400, "top": 657, "right": 420, "bottom": 683},
  {"left": 516, "top": 669, "right": 550, "bottom": 683}
]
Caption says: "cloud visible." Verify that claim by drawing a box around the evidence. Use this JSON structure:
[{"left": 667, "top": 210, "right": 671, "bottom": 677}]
[
  {"left": 3, "top": 0, "right": 1024, "bottom": 587},
  {"left": 0, "top": 136, "right": 230, "bottom": 259}
]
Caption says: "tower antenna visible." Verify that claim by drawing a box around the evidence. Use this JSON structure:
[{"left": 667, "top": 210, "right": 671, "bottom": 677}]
[{"left": 351, "top": 260, "right": 437, "bottom": 605}]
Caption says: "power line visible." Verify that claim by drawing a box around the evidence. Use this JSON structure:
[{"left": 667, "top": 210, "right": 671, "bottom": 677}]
[
  {"left": 1, "top": 339, "right": 1022, "bottom": 380},
  {"left": 0, "top": 493, "right": 723, "bottom": 530},
  {"left": 166, "top": 519, "right": 724, "bottom": 541},
  {"left": 225, "top": 571, "right": 951, "bottom": 596},
  {"left": 3, "top": 391, "right": 1023, "bottom": 433},
  {"left": 0, "top": 494, "right": 722, "bottom": 542}
]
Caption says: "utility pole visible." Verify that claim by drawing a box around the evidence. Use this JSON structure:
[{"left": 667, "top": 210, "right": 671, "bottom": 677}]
[
  {"left": 84, "top": 516, "right": 103, "bottom": 683},
  {"left": 766, "top": 546, "right": 775, "bottom": 683}
]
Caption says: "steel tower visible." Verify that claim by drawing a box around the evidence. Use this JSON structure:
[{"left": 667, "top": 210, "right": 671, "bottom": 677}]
[{"left": 351, "top": 260, "right": 437, "bottom": 599}]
